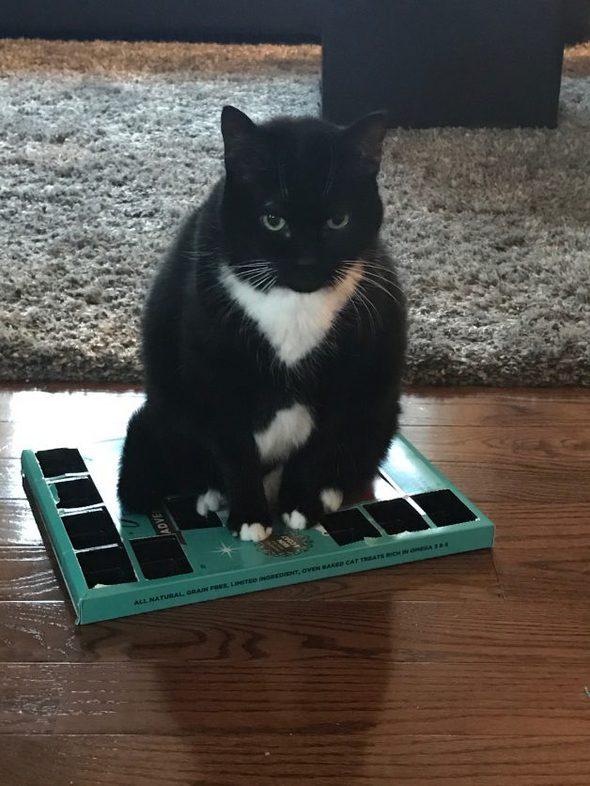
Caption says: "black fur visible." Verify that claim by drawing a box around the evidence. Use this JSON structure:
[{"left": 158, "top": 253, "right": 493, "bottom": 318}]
[{"left": 118, "top": 106, "right": 407, "bottom": 535}]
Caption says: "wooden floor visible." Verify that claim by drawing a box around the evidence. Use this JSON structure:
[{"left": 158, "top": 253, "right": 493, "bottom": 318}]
[{"left": 0, "top": 386, "right": 589, "bottom": 785}]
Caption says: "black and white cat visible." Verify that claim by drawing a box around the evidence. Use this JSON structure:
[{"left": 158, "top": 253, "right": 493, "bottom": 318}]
[{"left": 118, "top": 106, "right": 406, "bottom": 542}]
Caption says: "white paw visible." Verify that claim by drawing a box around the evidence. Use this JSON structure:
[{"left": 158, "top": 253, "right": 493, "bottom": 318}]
[
  {"left": 196, "top": 489, "right": 225, "bottom": 517},
  {"left": 320, "top": 488, "right": 343, "bottom": 513},
  {"left": 282, "top": 510, "right": 308, "bottom": 531},
  {"left": 239, "top": 522, "right": 273, "bottom": 542}
]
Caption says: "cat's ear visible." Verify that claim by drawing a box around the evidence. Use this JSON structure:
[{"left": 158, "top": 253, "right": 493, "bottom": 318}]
[
  {"left": 221, "top": 106, "right": 257, "bottom": 151},
  {"left": 221, "top": 106, "right": 263, "bottom": 178},
  {"left": 342, "top": 111, "right": 388, "bottom": 173}
]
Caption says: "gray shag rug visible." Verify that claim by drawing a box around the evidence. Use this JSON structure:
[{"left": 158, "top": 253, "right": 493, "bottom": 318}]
[{"left": 1, "top": 39, "right": 589, "bottom": 385}]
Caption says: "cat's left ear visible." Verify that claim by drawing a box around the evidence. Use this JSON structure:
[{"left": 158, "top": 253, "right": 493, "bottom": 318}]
[{"left": 342, "top": 111, "right": 388, "bottom": 174}]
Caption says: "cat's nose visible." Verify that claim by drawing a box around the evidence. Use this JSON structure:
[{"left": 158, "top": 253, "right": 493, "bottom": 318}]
[{"left": 296, "top": 256, "right": 316, "bottom": 267}]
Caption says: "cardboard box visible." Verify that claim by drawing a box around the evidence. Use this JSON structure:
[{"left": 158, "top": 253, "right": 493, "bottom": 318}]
[{"left": 21, "top": 435, "right": 494, "bottom": 624}]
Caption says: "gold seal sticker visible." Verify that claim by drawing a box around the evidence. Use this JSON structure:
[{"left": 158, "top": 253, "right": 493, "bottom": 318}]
[{"left": 257, "top": 531, "right": 313, "bottom": 558}]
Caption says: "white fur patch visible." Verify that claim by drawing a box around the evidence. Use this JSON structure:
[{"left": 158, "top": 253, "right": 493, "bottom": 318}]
[
  {"left": 196, "top": 489, "right": 225, "bottom": 516},
  {"left": 320, "top": 488, "right": 343, "bottom": 513},
  {"left": 255, "top": 403, "right": 314, "bottom": 463},
  {"left": 239, "top": 522, "right": 273, "bottom": 542},
  {"left": 221, "top": 262, "right": 363, "bottom": 366},
  {"left": 282, "top": 510, "right": 308, "bottom": 531}
]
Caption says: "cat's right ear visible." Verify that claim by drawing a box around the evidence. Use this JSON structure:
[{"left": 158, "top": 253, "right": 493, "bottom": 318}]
[
  {"left": 221, "top": 106, "right": 262, "bottom": 178},
  {"left": 342, "top": 111, "right": 388, "bottom": 175}
]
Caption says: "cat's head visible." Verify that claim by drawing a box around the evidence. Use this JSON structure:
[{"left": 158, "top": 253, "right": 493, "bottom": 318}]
[{"left": 219, "top": 106, "right": 387, "bottom": 294}]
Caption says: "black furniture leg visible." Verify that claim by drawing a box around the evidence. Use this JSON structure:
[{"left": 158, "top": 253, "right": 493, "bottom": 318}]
[{"left": 322, "top": 0, "right": 565, "bottom": 128}]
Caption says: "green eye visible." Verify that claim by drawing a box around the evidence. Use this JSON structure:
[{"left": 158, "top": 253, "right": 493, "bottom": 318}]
[
  {"left": 326, "top": 214, "right": 350, "bottom": 230},
  {"left": 261, "top": 214, "right": 287, "bottom": 232}
]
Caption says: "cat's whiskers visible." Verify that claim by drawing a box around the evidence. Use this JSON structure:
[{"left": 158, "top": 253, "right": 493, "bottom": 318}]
[
  {"left": 184, "top": 252, "right": 273, "bottom": 277},
  {"left": 359, "top": 276, "right": 402, "bottom": 308},
  {"left": 357, "top": 266, "right": 399, "bottom": 287},
  {"left": 233, "top": 260, "right": 272, "bottom": 270},
  {"left": 233, "top": 260, "right": 278, "bottom": 292},
  {"left": 352, "top": 283, "right": 381, "bottom": 335},
  {"left": 338, "top": 261, "right": 388, "bottom": 334},
  {"left": 334, "top": 271, "right": 363, "bottom": 335},
  {"left": 244, "top": 269, "right": 275, "bottom": 291},
  {"left": 235, "top": 267, "right": 271, "bottom": 280},
  {"left": 331, "top": 265, "right": 378, "bottom": 337},
  {"left": 343, "top": 261, "right": 403, "bottom": 307},
  {"left": 361, "top": 267, "right": 404, "bottom": 296},
  {"left": 244, "top": 268, "right": 268, "bottom": 284},
  {"left": 261, "top": 274, "right": 278, "bottom": 294},
  {"left": 359, "top": 255, "right": 405, "bottom": 295}
]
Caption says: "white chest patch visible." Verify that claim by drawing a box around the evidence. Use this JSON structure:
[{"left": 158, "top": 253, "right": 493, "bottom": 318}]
[
  {"left": 254, "top": 403, "right": 314, "bottom": 463},
  {"left": 221, "top": 263, "right": 363, "bottom": 366}
]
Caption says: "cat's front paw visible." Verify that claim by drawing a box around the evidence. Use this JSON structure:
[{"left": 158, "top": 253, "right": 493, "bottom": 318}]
[
  {"left": 281, "top": 487, "right": 344, "bottom": 531},
  {"left": 238, "top": 522, "right": 273, "bottom": 542},
  {"left": 196, "top": 489, "right": 226, "bottom": 516},
  {"left": 282, "top": 510, "right": 309, "bottom": 531},
  {"left": 227, "top": 512, "right": 272, "bottom": 542},
  {"left": 320, "top": 488, "right": 344, "bottom": 514}
]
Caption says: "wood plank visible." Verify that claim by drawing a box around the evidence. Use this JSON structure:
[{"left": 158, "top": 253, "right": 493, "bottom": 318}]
[
  {"left": 1, "top": 661, "right": 589, "bottom": 736},
  {"left": 0, "top": 387, "right": 142, "bottom": 420},
  {"left": 401, "top": 426, "right": 590, "bottom": 501},
  {"left": 0, "top": 416, "right": 137, "bottom": 458},
  {"left": 0, "top": 389, "right": 140, "bottom": 458},
  {"left": 494, "top": 546, "right": 590, "bottom": 601},
  {"left": 0, "top": 459, "right": 24, "bottom": 499},
  {"left": 429, "top": 462, "right": 590, "bottom": 503},
  {"left": 406, "top": 388, "right": 590, "bottom": 402},
  {"left": 0, "top": 546, "right": 501, "bottom": 602},
  {"left": 0, "top": 500, "right": 42, "bottom": 546},
  {"left": 402, "top": 425, "right": 590, "bottom": 468},
  {"left": 3, "top": 600, "right": 589, "bottom": 665},
  {"left": 400, "top": 388, "right": 590, "bottom": 426},
  {"left": 1, "top": 734, "right": 589, "bottom": 786},
  {"left": 0, "top": 547, "right": 64, "bottom": 601},
  {"left": 483, "top": 502, "right": 590, "bottom": 549}
]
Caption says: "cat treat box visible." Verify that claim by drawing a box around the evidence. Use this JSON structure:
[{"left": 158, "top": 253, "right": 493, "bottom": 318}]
[{"left": 21, "top": 436, "right": 494, "bottom": 624}]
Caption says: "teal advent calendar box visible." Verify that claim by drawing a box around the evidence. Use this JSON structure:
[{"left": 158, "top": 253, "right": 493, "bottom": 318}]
[{"left": 21, "top": 436, "right": 494, "bottom": 624}]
